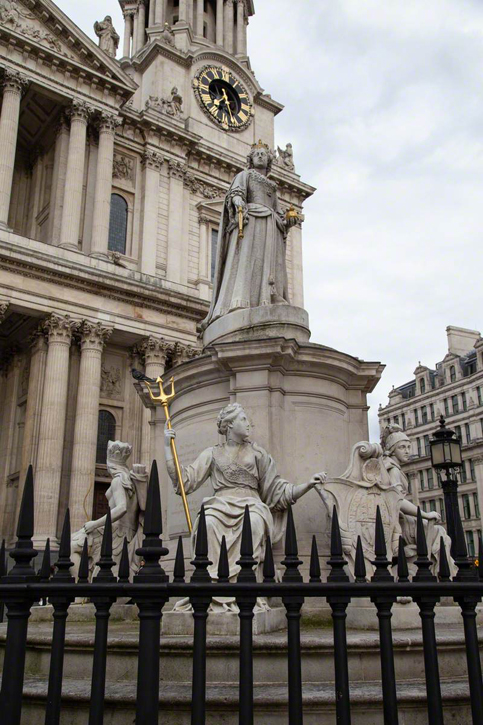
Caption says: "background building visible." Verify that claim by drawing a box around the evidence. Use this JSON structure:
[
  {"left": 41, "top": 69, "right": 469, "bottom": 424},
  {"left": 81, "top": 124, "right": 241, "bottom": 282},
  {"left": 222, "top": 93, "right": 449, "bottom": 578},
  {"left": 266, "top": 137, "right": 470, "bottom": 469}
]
[
  {"left": 379, "top": 325, "right": 483, "bottom": 557},
  {"left": 0, "top": 0, "right": 315, "bottom": 548}
]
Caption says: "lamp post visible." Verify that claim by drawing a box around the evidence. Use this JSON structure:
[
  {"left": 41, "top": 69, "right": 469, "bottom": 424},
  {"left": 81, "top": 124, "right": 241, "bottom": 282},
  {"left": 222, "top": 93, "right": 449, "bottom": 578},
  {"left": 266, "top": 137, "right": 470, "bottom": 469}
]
[{"left": 430, "top": 415, "right": 463, "bottom": 559}]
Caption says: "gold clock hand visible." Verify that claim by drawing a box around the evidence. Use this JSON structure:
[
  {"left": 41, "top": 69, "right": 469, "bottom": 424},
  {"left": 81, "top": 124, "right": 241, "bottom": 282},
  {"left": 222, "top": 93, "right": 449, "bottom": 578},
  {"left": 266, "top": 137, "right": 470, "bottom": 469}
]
[{"left": 222, "top": 89, "right": 235, "bottom": 124}]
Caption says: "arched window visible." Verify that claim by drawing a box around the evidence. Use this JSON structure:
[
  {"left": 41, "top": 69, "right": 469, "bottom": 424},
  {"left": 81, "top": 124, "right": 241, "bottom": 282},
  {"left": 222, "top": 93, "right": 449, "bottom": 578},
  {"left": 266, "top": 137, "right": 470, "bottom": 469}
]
[
  {"left": 108, "top": 194, "right": 128, "bottom": 255},
  {"left": 96, "top": 410, "right": 116, "bottom": 464}
]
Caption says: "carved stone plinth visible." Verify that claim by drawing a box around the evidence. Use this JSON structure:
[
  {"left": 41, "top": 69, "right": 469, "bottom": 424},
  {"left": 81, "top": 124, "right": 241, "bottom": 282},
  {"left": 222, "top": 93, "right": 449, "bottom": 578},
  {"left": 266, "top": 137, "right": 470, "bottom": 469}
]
[{"left": 201, "top": 304, "right": 311, "bottom": 347}]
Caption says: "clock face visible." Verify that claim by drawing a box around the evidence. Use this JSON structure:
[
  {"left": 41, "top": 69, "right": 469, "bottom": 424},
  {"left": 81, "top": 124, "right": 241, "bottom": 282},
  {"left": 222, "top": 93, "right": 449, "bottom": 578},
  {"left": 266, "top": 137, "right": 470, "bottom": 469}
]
[{"left": 193, "top": 65, "right": 254, "bottom": 132}]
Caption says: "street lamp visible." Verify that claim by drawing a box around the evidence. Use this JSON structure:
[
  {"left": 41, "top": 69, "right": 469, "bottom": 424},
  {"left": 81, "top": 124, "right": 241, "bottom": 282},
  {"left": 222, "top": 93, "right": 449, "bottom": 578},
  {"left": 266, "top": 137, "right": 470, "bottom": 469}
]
[{"left": 430, "top": 415, "right": 463, "bottom": 558}]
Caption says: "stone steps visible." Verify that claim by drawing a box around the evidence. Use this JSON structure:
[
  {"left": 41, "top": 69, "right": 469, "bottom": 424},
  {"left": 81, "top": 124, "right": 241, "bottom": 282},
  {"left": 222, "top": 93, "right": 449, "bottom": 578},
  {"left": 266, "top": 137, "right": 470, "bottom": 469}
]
[{"left": 17, "top": 676, "right": 473, "bottom": 725}]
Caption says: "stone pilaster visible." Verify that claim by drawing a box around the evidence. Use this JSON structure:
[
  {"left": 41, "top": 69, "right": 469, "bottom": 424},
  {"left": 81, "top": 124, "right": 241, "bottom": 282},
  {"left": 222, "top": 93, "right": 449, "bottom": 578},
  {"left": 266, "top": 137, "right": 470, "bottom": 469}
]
[
  {"left": 149, "top": 0, "right": 156, "bottom": 27},
  {"left": 474, "top": 456, "right": 483, "bottom": 532},
  {"left": 91, "top": 112, "right": 120, "bottom": 259},
  {"left": 236, "top": 0, "right": 246, "bottom": 55},
  {"left": 179, "top": 0, "right": 187, "bottom": 21},
  {"left": 0, "top": 349, "right": 22, "bottom": 542},
  {"left": 196, "top": 0, "right": 204, "bottom": 36},
  {"left": 224, "top": 0, "right": 234, "bottom": 53},
  {"left": 187, "top": 0, "right": 194, "bottom": 26},
  {"left": 69, "top": 321, "right": 112, "bottom": 532},
  {"left": 166, "top": 160, "right": 187, "bottom": 284},
  {"left": 127, "top": 344, "right": 145, "bottom": 463},
  {"left": 0, "top": 301, "right": 9, "bottom": 322},
  {"left": 216, "top": 0, "right": 224, "bottom": 45},
  {"left": 137, "top": 0, "right": 146, "bottom": 50},
  {"left": 16, "top": 328, "right": 48, "bottom": 521},
  {"left": 139, "top": 336, "right": 171, "bottom": 470},
  {"left": 140, "top": 150, "right": 163, "bottom": 276},
  {"left": 0, "top": 69, "right": 29, "bottom": 230},
  {"left": 123, "top": 11, "right": 133, "bottom": 57},
  {"left": 155, "top": 0, "right": 165, "bottom": 25},
  {"left": 49, "top": 113, "right": 70, "bottom": 245},
  {"left": 34, "top": 314, "right": 77, "bottom": 547},
  {"left": 132, "top": 12, "right": 139, "bottom": 54},
  {"left": 60, "top": 100, "right": 93, "bottom": 250}
]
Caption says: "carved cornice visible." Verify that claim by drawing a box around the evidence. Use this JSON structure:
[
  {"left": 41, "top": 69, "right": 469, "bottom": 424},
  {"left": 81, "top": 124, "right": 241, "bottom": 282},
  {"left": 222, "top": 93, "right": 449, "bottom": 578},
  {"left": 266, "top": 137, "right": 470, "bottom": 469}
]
[
  {"left": 184, "top": 171, "right": 224, "bottom": 200},
  {"left": 142, "top": 149, "right": 164, "bottom": 170},
  {"left": 1, "top": 68, "right": 29, "bottom": 95},
  {"left": 78, "top": 321, "right": 112, "bottom": 351}
]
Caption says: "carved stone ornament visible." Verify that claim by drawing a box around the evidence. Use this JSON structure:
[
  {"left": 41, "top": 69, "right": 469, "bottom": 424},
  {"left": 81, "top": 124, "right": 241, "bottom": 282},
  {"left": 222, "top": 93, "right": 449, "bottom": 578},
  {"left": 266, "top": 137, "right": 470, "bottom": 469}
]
[
  {"left": 184, "top": 171, "right": 223, "bottom": 200},
  {"left": 171, "top": 342, "right": 202, "bottom": 366},
  {"left": 145, "top": 87, "right": 183, "bottom": 118},
  {"left": 140, "top": 336, "right": 170, "bottom": 365},
  {"left": 69, "top": 99, "right": 94, "bottom": 123},
  {"left": 0, "top": 1, "right": 73, "bottom": 58},
  {"left": 100, "top": 363, "right": 122, "bottom": 398},
  {"left": 112, "top": 153, "right": 135, "bottom": 182},
  {"left": 168, "top": 159, "right": 186, "bottom": 180},
  {"left": 78, "top": 321, "right": 112, "bottom": 351},
  {"left": 142, "top": 150, "right": 164, "bottom": 171},
  {"left": 275, "top": 143, "right": 295, "bottom": 171},
  {"left": 158, "top": 22, "right": 175, "bottom": 46},
  {"left": 1, "top": 67, "right": 29, "bottom": 95},
  {"left": 97, "top": 112, "right": 122, "bottom": 134},
  {"left": 0, "top": 301, "right": 10, "bottom": 322},
  {"left": 43, "top": 314, "right": 78, "bottom": 344}
]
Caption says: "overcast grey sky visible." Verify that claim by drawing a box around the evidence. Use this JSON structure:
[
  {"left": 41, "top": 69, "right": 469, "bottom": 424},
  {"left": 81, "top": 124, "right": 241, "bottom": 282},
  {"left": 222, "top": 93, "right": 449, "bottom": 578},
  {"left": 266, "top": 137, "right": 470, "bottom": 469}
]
[{"left": 59, "top": 0, "right": 483, "bottom": 440}]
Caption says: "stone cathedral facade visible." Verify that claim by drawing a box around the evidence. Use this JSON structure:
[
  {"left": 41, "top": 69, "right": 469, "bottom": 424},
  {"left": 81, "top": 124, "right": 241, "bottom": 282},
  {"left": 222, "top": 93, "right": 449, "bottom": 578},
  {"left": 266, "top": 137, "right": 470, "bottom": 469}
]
[{"left": 0, "top": 0, "right": 314, "bottom": 548}]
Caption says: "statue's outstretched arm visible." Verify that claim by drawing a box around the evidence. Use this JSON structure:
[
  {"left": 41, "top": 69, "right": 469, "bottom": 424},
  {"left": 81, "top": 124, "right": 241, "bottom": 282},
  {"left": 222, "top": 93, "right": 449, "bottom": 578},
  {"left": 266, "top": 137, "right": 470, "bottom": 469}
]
[
  {"left": 400, "top": 498, "right": 441, "bottom": 522},
  {"left": 292, "top": 472, "right": 328, "bottom": 502}
]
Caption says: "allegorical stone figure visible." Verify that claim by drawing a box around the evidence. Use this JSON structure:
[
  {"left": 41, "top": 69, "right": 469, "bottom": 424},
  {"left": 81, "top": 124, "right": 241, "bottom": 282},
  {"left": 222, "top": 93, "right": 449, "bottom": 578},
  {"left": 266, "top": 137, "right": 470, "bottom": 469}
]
[
  {"left": 71, "top": 441, "right": 147, "bottom": 580},
  {"left": 165, "top": 403, "right": 326, "bottom": 612},
  {"left": 200, "top": 141, "right": 298, "bottom": 331},
  {"left": 94, "top": 16, "right": 120, "bottom": 57},
  {"left": 381, "top": 424, "right": 454, "bottom": 576}
]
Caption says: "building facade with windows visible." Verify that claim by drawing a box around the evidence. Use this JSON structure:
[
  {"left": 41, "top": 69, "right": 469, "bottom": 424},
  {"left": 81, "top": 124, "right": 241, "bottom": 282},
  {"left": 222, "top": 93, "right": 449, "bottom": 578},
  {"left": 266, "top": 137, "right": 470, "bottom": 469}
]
[
  {"left": 378, "top": 326, "right": 483, "bottom": 557},
  {"left": 0, "top": 0, "right": 314, "bottom": 549}
]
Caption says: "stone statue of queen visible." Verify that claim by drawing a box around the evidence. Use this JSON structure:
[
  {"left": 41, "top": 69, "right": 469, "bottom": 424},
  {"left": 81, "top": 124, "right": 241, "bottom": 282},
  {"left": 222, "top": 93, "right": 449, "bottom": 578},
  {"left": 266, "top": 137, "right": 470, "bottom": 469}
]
[
  {"left": 165, "top": 403, "right": 325, "bottom": 612},
  {"left": 200, "top": 141, "right": 298, "bottom": 331}
]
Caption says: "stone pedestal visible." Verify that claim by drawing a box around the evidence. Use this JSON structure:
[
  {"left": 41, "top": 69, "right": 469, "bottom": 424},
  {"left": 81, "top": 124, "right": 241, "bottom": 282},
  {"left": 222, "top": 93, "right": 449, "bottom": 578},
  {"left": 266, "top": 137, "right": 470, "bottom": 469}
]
[
  {"left": 345, "top": 597, "right": 471, "bottom": 630},
  {"left": 135, "top": 305, "right": 383, "bottom": 582}
]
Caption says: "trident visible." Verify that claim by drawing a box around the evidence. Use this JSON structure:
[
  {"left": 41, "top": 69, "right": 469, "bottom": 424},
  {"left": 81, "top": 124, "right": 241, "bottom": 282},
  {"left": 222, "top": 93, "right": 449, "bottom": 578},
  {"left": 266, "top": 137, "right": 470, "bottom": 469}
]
[{"left": 145, "top": 376, "right": 192, "bottom": 533}]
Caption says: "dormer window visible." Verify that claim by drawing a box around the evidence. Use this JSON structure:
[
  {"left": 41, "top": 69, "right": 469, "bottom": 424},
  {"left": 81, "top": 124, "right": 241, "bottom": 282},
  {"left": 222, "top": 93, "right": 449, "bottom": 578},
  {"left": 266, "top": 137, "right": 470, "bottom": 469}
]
[
  {"left": 450, "top": 365, "right": 456, "bottom": 383},
  {"left": 420, "top": 378, "right": 426, "bottom": 394}
]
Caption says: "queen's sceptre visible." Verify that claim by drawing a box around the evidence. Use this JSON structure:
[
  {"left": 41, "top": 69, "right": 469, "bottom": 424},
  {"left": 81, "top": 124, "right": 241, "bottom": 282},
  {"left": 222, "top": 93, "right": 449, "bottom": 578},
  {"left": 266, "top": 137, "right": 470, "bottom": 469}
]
[
  {"left": 238, "top": 206, "right": 244, "bottom": 241},
  {"left": 144, "top": 376, "right": 192, "bottom": 533}
]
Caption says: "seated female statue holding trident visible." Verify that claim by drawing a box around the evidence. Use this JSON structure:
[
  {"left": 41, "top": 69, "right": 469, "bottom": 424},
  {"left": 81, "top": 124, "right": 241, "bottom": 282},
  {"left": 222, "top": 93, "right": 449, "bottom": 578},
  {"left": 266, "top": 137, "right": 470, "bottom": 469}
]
[{"left": 165, "top": 403, "right": 326, "bottom": 612}]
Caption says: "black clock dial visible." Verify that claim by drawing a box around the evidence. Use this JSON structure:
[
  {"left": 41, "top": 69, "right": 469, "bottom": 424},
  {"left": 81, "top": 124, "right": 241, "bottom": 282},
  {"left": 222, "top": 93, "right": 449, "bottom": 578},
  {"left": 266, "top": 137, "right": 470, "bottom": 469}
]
[{"left": 193, "top": 65, "right": 254, "bottom": 132}]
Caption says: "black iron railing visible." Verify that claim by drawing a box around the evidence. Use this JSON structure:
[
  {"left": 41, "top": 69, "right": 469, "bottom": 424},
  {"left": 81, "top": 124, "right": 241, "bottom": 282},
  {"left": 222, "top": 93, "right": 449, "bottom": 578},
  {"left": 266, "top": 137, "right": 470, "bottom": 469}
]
[{"left": 1, "top": 462, "right": 483, "bottom": 725}]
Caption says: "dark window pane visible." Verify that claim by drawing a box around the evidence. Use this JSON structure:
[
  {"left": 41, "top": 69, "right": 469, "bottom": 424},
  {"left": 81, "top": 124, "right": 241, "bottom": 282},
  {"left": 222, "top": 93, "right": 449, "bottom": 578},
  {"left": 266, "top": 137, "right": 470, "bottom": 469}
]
[
  {"left": 108, "top": 194, "right": 128, "bottom": 254},
  {"left": 96, "top": 410, "right": 116, "bottom": 464}
]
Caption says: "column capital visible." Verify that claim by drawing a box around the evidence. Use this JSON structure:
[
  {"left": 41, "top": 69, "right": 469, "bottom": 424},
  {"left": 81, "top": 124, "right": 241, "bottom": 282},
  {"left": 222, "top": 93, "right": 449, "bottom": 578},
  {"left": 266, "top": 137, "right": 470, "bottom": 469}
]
[
  {"left": 55, "top": 111, "right": 70, "bottom": 138},
  {"left": 224, "top": 0, "right": 235, "bottom": 5},
  {"left": 28, "top": 325, "right": 48, "bottom": 353},
  {"left": 168, "top": 158, "right": 186, "bottom": 179},
  {"left": 139, "top": 336, "right": 171, "bottom": 365},
  {"left": 43, "top": 313, "right": 77, "bottom": 344},
  {"left": 97, "top": 111, "right": 122, "bottom": 134},
  {"left": 172, "top": 341, "right": 202, "bottom": 366},
  {"left": 142, "top": 149, "right": 164, "bottom": 170},
  {"left": 69, "top": 98, "right": 95, "bottom": 123},
  {"left": 198, "top": 214, "right": 211, "bottom": 225},
  {"left": 78, "top": 320, "right": 112, "bottom": 351},
  {"left": 0, "top": 301, "right": 9, "bottom": 322},
  {"left": 1, "top": 68, "right": 29, "bottom": 95}
]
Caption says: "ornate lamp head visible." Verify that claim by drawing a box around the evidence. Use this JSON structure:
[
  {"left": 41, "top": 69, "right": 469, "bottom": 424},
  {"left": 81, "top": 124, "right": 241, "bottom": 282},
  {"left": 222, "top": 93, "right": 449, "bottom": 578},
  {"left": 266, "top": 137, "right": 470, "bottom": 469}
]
[{"left": 107, "top": 440, "right": 132, "bottom": 467}]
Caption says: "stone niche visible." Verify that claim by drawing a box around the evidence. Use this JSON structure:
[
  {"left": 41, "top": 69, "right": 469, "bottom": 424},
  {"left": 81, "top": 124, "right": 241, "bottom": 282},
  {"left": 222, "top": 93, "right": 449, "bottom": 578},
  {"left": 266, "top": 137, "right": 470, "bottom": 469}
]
[{"left": 140, "top": 327, "right": 383, "bottom": 585}]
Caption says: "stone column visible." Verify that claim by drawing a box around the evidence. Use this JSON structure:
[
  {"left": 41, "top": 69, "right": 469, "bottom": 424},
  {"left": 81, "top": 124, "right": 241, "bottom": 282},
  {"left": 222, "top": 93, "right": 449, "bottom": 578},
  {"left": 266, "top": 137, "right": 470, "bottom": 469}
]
[
  {"left": 16, "top": 329, "right": 48, "bottom": 521},
  {"left": 197, "top": 215, "right": 211, "bottom": 300},
  {"left": 123, "top": 11, "right": 133, "bottom": 57},
  {"left": 236, "top": 0, "right": 245, "bottom": 55},
  {"left": 90, "top": 112, "right": 120, "bottom": 259},
  {"left": 149, "top": 0, "right": 156, "bottom": 27},
  {"left": 179, "top": 0, "right": 187, "bottom": 21},
  {"left": 59, "top": 100, "right": 92, "bottom": 250},
  {"left": 34, "top": 314, "right": 77, "bottom": 547},
  {"left": 155, "top": 0, "right": 165, "bottom": 24},
  {"left": 140, "top": 150, "right": 163, "bottom": 276},
  {"left": 166, "top": 160, "right": 186, "bottom": 284},
  {"left": 224, "top": 0, "right": 234, "bottom": 53},
  {"left": 49, "top": 113, "right": 70, "bottom": 245},
  {"left": 474, "top": 456, "right": 483, "bottom": 532},
  {"left": 137, "top": 0, "right": 146, "bottom": 49},
  {"left": 69, "top": 321, "right": 112, "bottom": 532},
  {"left": 0, "top": 69, "right": 28, "bottom": 230},
  {"left": 216, "top": 0, "right": 224, "bottom": 45},
  {"left": 196, "top": 0, "right": 204, "bottom": 35},
  {"left": 132, "top": 12, "right": 139, "bottom": 54},
  {"left": 187, "top": 0, "right": 194, "bottom": 26}
]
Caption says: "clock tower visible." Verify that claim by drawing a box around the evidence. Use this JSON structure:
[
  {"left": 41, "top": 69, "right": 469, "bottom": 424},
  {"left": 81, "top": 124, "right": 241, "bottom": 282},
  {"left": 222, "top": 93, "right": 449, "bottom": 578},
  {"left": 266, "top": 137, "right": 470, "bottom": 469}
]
[{"left": 118, "top": 0, "right": 314, "bottom": 307}]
